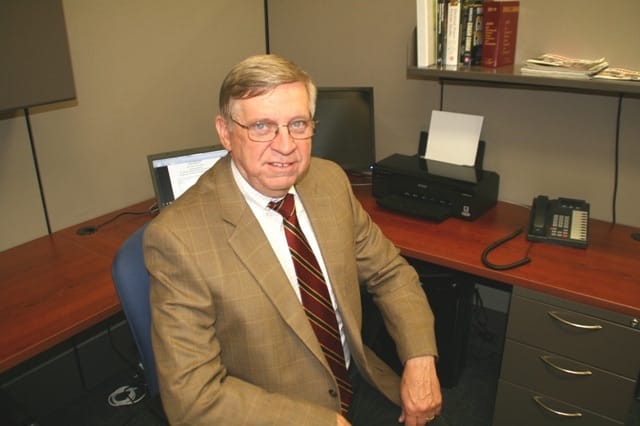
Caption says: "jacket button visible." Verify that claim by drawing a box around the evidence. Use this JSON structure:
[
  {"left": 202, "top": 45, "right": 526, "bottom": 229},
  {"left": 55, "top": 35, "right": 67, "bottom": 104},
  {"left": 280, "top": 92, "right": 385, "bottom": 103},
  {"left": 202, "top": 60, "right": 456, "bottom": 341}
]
[{"left": 328, "top": 389, "right": 338, "bottom": 398}]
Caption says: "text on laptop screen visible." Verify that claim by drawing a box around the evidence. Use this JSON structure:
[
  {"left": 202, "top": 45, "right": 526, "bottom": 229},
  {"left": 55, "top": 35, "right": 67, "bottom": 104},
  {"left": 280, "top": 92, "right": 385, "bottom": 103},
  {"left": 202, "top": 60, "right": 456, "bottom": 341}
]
[{"left": 148, "top": 145, "right": 227, "bottom": 210}]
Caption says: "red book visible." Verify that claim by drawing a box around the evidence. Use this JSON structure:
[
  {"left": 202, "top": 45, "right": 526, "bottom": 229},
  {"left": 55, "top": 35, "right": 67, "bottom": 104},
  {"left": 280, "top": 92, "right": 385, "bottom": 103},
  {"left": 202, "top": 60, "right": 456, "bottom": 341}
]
[{"left": 481, "top": 1, "right": 519, "bottom": 67}]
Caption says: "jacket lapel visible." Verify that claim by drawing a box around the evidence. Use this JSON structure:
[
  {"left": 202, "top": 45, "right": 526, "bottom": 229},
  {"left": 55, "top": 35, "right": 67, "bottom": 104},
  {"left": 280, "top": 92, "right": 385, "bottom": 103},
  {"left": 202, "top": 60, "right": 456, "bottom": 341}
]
[{"left": 297, "top": 188, "right": 347, "bottom": 303}]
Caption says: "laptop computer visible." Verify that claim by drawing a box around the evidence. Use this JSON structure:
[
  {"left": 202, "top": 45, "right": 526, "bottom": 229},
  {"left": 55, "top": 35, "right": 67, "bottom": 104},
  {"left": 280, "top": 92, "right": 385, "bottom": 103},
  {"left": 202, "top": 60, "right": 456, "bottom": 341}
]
[{"left": 147, "top": 144, "right": 227, "bottom": 211}]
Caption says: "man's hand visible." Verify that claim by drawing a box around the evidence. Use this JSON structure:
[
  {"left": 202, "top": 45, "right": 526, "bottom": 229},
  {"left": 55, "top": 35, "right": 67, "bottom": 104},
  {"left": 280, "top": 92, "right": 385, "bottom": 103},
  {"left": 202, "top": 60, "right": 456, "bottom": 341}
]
[
  {"left": 398, "top": 355, "right": 442, "bottom": 425},
  {"left": 337, "top": 413, "right": 351, "bottom": 426}
]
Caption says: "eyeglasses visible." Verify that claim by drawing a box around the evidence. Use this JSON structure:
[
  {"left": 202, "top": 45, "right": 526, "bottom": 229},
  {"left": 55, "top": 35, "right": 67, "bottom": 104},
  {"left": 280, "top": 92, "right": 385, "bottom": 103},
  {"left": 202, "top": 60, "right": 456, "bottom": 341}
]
[{"left": 231, "top": 117, "right": 317, "bottom": 143}]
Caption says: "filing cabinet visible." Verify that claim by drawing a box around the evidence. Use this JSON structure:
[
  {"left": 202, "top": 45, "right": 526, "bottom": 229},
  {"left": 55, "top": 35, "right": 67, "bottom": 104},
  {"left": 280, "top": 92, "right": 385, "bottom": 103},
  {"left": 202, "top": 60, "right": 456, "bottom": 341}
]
[{"left": 493, "top": 287, "right": 640, "bottom": 425}]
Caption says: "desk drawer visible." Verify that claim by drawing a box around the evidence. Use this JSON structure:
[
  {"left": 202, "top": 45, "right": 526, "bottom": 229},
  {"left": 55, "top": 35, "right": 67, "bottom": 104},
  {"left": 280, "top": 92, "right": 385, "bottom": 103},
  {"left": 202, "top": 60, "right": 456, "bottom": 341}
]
[
  {"left": 493, "top": 380, "right": 623, "bottom": 426},
  {"left": 501, "top": 339, "right": 635, "bottom": 422},
  {"left": 507, "top": 295, "right": 640, "bottom": 378}
]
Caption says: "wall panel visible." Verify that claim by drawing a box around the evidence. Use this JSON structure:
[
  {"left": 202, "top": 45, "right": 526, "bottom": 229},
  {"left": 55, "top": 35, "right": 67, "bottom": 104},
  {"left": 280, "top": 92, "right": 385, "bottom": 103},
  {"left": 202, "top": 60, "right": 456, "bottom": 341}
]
[
  {"left": 267, "top": 0, "right": 441, "bottom": 161},
  {"left": 0, "top": 0, "right": 265, "bottom": 250}
]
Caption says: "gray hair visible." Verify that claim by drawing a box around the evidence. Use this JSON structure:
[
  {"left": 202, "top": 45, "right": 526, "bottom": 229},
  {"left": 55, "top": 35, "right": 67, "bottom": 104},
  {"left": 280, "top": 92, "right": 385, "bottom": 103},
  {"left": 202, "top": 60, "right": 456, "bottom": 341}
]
[{"left": 218, "top": 54, "right": 317, "bottom": 119}]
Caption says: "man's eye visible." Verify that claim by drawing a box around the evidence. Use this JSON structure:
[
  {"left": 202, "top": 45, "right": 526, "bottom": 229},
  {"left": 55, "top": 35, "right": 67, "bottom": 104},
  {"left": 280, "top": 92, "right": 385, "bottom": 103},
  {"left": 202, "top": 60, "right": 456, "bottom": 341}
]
[
  {"left": 290, "top": 120, "right": 307, "bottom": 130},
  {"left": 252, "top": 122, "right": 269, "bottom": 131}
]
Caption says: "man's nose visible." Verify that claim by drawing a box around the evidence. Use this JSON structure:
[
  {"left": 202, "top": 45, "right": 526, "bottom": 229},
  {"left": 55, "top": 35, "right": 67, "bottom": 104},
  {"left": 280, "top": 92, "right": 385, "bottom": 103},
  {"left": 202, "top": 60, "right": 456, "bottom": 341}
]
[{"left": 271, "top": 125, "right": 296, "bottom": 152}]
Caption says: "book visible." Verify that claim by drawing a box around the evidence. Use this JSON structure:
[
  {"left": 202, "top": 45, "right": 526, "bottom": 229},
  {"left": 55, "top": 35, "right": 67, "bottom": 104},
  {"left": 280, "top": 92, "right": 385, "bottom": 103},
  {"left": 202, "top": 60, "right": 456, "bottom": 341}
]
[
  {"left": 520, "top": 54, "right": 609, "bottom": 79},
  {"left": 460, "top": 1, "right": 474, "bottom": 65},
  {"left": 471, "top": 3, "right": 484, "bottom": 65},
  {"left": 444, "top": 0, "right": 462, "bottom": 67},
  {"left": 416, "top": 0, "right": 437, "bottom": 67},
  {"left": 461, "top": 2, "right": 483, "bottom": 66},
  {"left": 481, "top": 1, "right": 519, "bottom": 68},
  {"left": 436, "top": 0, "right": 448, "bottom": 65}
]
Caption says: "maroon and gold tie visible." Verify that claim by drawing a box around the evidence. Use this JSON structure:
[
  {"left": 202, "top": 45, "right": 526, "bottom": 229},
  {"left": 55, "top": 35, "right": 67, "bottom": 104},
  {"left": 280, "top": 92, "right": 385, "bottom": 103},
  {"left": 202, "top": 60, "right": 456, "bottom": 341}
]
[{"left": 269, "top": 194, "right": 352, "bottom": 415}]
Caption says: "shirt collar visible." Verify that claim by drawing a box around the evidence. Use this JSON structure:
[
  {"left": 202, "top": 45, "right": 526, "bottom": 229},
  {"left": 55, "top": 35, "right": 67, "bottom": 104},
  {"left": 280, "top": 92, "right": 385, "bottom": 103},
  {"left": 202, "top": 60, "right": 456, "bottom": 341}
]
[{"left": 230, "top": 159, "right": 298, "bottom": 212}]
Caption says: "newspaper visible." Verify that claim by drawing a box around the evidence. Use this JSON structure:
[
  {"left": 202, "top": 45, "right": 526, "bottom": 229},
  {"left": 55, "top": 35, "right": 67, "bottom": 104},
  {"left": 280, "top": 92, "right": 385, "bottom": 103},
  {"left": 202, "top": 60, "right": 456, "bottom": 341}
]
[
  {"left": 592, "top": 67, "right": 640, "bottom": 81},
  {"left": 520, "top": 54, "right": 609, "bottom": 79}
]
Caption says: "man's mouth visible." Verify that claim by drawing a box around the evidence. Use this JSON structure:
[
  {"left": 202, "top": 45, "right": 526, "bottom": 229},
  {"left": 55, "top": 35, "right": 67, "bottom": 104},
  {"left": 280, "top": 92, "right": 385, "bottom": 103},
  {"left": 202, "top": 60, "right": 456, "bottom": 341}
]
[{"left": 270, "top": 162, "right": 293, "bottom": 168}]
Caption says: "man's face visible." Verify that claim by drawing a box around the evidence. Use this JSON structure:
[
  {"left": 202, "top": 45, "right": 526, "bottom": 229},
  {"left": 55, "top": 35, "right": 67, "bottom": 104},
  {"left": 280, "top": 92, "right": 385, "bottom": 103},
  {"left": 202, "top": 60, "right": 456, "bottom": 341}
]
[{"left": 216, "top": 82, "right": 312, "bottom": 198}]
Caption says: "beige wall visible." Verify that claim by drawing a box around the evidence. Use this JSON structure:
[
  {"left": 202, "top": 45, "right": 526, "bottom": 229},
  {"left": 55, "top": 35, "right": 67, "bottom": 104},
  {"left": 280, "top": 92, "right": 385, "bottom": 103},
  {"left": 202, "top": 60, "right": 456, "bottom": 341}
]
[
  {"left": 269, "top": 0, "right": 640, "bottom": 227},
  {"left": 0, "top": 0, "right": 265, "bottom": 251},
  {"left": 516, "top": 0, "right": 640, "bottom": 69},
  {"left": 1, "top": 0, "right": 639, "bottom": 252},
  {"left": 268, "top": 0, "right": 441, "bottom": 161}
]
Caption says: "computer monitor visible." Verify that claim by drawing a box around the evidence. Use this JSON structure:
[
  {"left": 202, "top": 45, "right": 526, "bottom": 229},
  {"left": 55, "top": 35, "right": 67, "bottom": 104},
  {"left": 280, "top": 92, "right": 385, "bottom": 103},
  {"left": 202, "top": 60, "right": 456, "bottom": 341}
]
[
  {"left": 312, "top": 87, "right": 376, "bottom": 173},
  {"left": 147, "top": 145, "right": 227, "bottom": 210}
]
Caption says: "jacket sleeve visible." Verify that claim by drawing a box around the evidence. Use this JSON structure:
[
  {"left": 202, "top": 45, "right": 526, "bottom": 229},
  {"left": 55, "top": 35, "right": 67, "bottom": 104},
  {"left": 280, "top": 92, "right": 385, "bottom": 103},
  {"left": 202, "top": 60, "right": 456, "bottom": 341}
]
[{"left": 344, "top": 173, "right": 438, "bottom": 363}]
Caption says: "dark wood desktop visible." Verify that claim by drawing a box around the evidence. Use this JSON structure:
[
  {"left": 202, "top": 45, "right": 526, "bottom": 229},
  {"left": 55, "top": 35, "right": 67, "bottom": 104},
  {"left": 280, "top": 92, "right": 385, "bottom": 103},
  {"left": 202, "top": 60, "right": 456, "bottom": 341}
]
[
  {"left": 352, "top": 186, "right": 640, "bottom": 318},
  {"left": 0, "top": 200, "right": 153, "bottom": 373},
  {"left": 1, "top": 189, "right": 638, "bottom": 374}
]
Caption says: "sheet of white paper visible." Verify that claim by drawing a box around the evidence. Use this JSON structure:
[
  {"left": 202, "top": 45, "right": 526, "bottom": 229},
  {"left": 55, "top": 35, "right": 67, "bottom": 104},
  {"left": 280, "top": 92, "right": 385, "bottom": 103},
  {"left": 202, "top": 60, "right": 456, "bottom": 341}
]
[
  {"left": 424, "top": 110, "right": 483, "bottom": 166},
  {"left": 425, "top": 159, "right": 478, "bottom": 183}
]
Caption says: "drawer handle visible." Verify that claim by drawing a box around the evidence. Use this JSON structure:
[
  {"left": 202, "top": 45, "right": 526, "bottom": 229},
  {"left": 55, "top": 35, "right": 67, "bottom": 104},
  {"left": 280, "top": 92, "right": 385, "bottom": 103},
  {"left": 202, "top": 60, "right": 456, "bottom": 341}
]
[
  {"left": 547, "top": 311, "right": 603, "bottom": 330},
  {"left": 533, "top": 395, "right": 583, "bottom": 417},
  {"left": 540, "top": 355, "right": 592, "bottom": 376}
]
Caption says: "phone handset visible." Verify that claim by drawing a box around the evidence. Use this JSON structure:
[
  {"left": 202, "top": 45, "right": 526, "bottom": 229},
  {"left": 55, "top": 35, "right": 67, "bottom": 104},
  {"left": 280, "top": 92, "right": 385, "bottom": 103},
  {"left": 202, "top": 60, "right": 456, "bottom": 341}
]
[{"left": 530, "top": 195, "right": 549, "bottom": 236}]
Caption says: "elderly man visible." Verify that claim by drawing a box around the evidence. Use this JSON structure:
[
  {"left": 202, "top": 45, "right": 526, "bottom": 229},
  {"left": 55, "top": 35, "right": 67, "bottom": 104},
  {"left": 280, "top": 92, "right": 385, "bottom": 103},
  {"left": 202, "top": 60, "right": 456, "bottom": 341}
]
[{"left": 144, "top": 54, "right": 442, "bottom": 425}]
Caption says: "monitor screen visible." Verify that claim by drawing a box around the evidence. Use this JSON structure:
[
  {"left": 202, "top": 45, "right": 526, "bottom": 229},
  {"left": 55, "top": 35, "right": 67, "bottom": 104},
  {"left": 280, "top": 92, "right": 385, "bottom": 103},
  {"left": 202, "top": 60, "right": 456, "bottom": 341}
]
[
  {"left": 311, "top": 87, "right": 375, "bottom": 173},
  {"left": 147, "top": 145, "right": 227, "bottom": 210}
]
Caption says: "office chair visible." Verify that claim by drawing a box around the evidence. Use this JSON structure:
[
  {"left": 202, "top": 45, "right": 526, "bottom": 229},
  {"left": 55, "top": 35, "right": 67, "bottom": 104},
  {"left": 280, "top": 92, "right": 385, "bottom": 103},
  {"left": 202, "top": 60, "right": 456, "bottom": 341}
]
[{"left": 111, "top": 222, "right": 159, "bottom": 396}]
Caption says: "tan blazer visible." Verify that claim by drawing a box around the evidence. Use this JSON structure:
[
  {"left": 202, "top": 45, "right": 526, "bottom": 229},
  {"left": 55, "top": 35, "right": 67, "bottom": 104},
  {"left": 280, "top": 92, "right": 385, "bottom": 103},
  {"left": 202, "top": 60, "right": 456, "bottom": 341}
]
[{"left": 144, "top": 156, "right": 436, "bottom": 425}]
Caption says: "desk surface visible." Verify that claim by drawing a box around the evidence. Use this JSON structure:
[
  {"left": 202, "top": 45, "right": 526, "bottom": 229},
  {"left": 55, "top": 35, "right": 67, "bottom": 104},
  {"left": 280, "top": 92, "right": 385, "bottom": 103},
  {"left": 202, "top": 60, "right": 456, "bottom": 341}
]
[
  {"left": 1, "top": 190, "right": 639, "bottom": 373},
  {"left": 0, "top": 201, "right": 153, "bottom": 373},
  {"left": 353, "top": 186, "right": 640, "bottom": 319}
]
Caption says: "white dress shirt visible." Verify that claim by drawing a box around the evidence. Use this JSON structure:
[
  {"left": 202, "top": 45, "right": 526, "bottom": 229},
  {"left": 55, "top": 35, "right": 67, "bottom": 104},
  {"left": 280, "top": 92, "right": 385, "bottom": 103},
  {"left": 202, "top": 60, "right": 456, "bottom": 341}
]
[{"left": 230, "top": 161, "right": 351, "bottom": 365}]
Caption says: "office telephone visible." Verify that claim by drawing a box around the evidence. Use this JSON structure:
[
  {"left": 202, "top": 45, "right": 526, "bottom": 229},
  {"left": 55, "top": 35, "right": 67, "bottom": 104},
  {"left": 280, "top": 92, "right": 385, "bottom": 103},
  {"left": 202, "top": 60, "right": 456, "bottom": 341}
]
[{"left": 527, "top": 195, "right": 590, "bottom": 248}]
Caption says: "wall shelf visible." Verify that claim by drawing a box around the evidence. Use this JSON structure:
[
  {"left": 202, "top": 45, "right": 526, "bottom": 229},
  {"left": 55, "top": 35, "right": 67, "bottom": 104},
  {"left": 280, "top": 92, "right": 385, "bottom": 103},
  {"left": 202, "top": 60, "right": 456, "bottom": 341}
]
[{"left": 408, "top": 65, "right": 640, "bottom": 97}]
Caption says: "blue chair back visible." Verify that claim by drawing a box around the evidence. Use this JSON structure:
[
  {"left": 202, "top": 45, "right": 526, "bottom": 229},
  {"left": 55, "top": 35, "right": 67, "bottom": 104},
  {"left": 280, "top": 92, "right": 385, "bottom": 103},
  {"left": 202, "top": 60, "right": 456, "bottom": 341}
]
[{"left": 111, "top": 223, "right": 159, "bottom": 395}]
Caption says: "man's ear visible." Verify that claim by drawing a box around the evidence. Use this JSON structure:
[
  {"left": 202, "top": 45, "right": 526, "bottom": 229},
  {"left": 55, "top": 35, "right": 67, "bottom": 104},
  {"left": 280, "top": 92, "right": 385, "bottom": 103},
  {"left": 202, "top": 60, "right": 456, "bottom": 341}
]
[{"left": 215, "top": 115, "right": 232, "bottom": 151}]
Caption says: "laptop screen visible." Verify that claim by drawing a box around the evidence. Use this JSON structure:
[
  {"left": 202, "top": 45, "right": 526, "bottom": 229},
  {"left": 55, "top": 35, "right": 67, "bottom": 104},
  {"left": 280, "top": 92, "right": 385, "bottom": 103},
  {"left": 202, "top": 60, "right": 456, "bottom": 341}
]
[{"left": 147, "top": 145, "right": 227, "bottom": 210}]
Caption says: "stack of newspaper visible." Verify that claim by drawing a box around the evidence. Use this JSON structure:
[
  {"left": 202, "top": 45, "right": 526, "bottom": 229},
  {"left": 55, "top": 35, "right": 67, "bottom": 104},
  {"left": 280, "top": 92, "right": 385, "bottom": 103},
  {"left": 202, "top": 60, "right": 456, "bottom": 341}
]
[
  {"left": 592, "top": 67, "right": 640, "bottom": 81},
  {"left": 520, "top": 54, "right": 609, "bottom": 79}
]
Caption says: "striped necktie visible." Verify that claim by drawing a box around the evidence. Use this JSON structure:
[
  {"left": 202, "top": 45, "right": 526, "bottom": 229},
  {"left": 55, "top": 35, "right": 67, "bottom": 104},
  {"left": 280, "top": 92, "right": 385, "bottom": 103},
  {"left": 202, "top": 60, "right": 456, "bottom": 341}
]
[{"left": 269, "top": 193, "right": 352, "bottom": 416}]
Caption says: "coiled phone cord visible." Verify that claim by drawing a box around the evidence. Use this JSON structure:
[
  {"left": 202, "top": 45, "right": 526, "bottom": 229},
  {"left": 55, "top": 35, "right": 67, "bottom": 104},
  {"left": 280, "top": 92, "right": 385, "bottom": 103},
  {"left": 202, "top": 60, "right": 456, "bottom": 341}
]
[{"left": 481, "top": 226, "right": 532, "bottom": 271}]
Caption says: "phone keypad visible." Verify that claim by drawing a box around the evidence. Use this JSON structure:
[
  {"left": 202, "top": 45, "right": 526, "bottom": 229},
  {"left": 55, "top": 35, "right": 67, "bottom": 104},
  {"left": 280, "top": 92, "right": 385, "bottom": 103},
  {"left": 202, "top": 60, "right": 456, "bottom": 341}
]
[
  {"left": 549, "top": 211, "right": 589, "bottom": 241},
  {"left": 550, "top": 214, "right": 570, "bottom": 239}
]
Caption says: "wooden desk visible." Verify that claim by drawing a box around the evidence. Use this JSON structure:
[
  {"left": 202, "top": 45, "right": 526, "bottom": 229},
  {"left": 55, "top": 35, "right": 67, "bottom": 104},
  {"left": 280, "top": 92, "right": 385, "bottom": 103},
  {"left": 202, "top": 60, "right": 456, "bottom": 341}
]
[
  {"left": 353, "top": 186, "right": 640, "bottom": 318},
  {"left": 1, "top": 189, "right": 638, "bottom": 375},
  {"left": 0, "top": 200, "right": 154, "bottom": 373}
]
